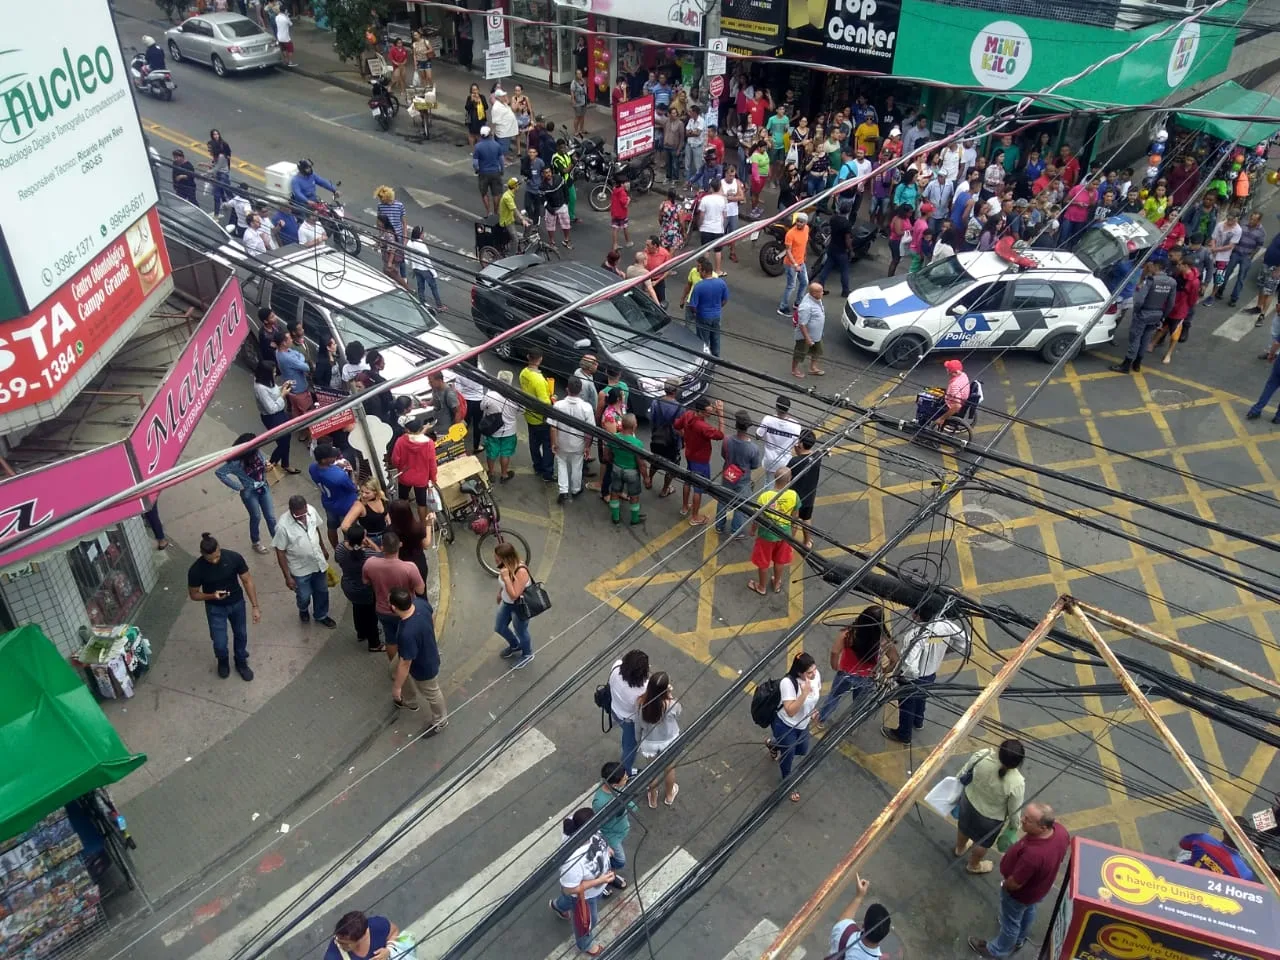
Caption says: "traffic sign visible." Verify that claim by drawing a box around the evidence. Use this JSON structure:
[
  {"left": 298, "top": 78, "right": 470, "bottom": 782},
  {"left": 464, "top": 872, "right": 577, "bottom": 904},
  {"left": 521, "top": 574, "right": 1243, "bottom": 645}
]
[
  {"left": 709, "top": 74, "right": 725, "bottom": 99},
  {"left": 707, "top": 37, "right": 727, "bottom": 77}
]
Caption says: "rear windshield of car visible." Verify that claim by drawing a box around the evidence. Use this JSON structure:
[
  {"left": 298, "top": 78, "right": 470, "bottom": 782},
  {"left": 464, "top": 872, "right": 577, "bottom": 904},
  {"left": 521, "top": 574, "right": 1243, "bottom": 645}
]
[
  {"left": 585, "top": 289, "right": 668, "bottom": 343},
  {"left": 338, "top": 290, "right": 438, "bottom": 345},
  {"left": 907, "top": 256, "right": 976, "bottom": 306},
  {"left": 1070, "top": 228, "right": 1124, "bottom": 272},
  {"left": 220, "top": 19, "right": 266, "bottom": 38}
]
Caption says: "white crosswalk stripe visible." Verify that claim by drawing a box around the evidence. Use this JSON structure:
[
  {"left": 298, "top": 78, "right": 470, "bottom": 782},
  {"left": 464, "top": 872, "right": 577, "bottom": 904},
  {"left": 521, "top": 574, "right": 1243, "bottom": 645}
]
[
  {"left": 1212, "top": 309, "right": 1260, "bottom": 341},
  {"left": 181, "top": 728, "right": 556, "bottom": 959},
  {"left": 720, "top": 919, "right": 808, "bottom": 960}
]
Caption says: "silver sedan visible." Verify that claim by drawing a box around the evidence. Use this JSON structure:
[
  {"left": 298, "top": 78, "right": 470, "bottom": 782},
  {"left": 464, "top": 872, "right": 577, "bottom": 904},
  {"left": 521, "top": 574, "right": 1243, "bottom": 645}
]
[{"left": 165, "top": 13, "right": 282, "bottom": 77}]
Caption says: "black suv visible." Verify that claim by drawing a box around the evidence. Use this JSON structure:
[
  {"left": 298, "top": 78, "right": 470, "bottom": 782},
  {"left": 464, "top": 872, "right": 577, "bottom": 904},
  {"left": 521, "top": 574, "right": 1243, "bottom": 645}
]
[{"left": 471, "top": 256, "right": 711, "bottom": 418}]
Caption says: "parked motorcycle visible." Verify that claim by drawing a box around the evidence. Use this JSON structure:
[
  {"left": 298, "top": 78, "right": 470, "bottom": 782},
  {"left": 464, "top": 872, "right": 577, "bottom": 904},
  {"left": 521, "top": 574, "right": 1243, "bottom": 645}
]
[
  {"left": 128, "top": 50, "right": 175, "bottom": 100},
  {"left": 307, "top": 182, "right": 361, "bottom": 256},
  {"left": 570, "top": 135, "right": 610, "bottom": 184},
  {"left": 369, "top": 75, "right": 400, "bottom": 131},
  {"left": 756, "top": 219, "right": 875, "bottom": 276}
]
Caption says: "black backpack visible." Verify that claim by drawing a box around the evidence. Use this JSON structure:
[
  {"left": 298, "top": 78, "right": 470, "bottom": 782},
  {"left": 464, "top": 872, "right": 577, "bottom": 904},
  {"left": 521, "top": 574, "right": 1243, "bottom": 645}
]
[
  {"left": 593, "top": 683, "right": 613, "bottom": 733},
  {"left": 749, "top": 678, "right": 782, "bottom": 728},
  {"left": 649, "top": 398, "right": 682, "bottom": 450}
]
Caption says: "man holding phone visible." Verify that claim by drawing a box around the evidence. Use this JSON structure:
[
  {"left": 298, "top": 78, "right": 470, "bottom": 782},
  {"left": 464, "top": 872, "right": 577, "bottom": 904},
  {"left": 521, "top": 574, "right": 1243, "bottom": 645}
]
[{"left": 187, "top": 533, "right": 261, "bottom": 680}]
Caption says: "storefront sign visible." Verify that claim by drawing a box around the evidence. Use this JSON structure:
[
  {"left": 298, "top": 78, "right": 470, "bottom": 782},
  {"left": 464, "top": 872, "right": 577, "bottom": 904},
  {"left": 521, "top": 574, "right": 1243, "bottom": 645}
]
[
  {"left": 310, "top": 388, "right": 357, "bottom": 439},
  {"left": 0, "top": 443, "right": 141, "bottom": 567},
  {"left": 485, "top": 8, "right": 505, "bottom": 46},
  {"left": 0, "top": 207, "right": 170, "bottom": 419},
  {"left": 785, "top": 0, "right": 900, "bottom": 71},
  {"left": 0, "top": 0, "right": 159, "bottom": 321},
  {"left": 485, "top": 45, "right": 513, "bottom": 80},
  {"left": 583, "top": 0, "right": 702, "bottom": 33},
  {"left": 969, "top": 19, "right": 1032, "bottom": 90},
  {"left": 709, "top": 75, "right": 726, "bottom": 99},
  {"left": 614, "top": 95, "right": 655, "bottom": 161},
  {"left": 707, "top": 37, "right": 728, "bottom": 77},
  {"left": 721, "top": 0, "right": 786, "bottom": 42},
  {"left": 128, "top": 277, "right": 246, "bottom": 480},
  {"left": 1167, "top": 21, "right": 1200, "bottom": 87}
]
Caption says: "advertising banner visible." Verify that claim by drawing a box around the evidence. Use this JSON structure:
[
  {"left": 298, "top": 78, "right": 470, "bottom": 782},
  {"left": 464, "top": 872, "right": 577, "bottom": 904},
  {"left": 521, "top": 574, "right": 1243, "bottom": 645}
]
[
  {"left": 310, "top": 388, "right": 357, "bottom": 439},
  {"left": 557, "top": 0, "right": 701, "bottom": 33},
  {"left": 721, "top": 0, "right": 787, "bottom": 44},
  {"left": 0, "top": 0, "right": 159, "bottom": 319},
  {"left": 485, "top": 45, "right": 513, "bottom": 80},
  {"left": 0, "top": 207, "right": 171, "bottom": 419},
  {"left": 0, "top": 444, "right": 142, "bottom": 567},
  {"left": 614, "top": 95, "right": 655, "bottom": 161},
  {"left": 785, "top": 0, "right": 900, "bottom": 71},
  {"left": 129, "top": 277, "right": 246, "bottom": 481}
]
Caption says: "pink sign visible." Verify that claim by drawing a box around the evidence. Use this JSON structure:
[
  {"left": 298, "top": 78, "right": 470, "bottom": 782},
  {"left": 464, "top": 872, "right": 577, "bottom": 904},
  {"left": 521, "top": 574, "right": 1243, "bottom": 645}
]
[
  {"left": 0, "top": 444, "right": 142, "bottom": 566},
  {"left": 129, "top": 278, "right": 247, "bottom": 480},
  {"left": 614, "top": 95, "right": 655, "bottom": 161}
]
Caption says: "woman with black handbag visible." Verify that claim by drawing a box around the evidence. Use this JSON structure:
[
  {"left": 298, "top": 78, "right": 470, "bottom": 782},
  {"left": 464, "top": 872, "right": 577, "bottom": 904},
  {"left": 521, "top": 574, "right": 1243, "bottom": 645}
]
[{"left": 494, "top": 542, "right": 534, "bottom": 670}]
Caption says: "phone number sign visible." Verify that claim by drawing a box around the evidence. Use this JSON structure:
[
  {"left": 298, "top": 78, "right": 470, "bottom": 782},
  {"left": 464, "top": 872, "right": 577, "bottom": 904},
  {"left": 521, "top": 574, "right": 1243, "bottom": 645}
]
[
  {"left": 614, "top": 95, "right": 655, "bottom": 161},
  {"left": 0, "top": 207, "right": 170, "bottom": 420}
]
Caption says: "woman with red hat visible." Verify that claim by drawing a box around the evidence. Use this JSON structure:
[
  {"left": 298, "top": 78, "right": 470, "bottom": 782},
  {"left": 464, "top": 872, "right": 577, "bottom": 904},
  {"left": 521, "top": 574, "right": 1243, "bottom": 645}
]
[{"left": 936, "top": 359, "right": 970, "bottom": 430}]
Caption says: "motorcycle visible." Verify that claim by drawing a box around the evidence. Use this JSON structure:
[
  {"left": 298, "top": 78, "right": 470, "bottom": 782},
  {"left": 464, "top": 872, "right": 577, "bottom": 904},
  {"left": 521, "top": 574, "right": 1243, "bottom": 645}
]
[
  {"left": 369, "top": 75, "right": 400, "bottom": 131},
  {"left": 570, "top": 135, "right": 610, "bottom": 184},
  {"left": 128, "top": 50, "right": 175, "bottom": 100},
  {"left": 306, "top": 182, "right": 361, "bottom": 256},
  {"left": 619, "top": 154, "right": 656, "bottom": 195},
  {"left": 756, "top": 219, "right": 875, "bottom": 277}
]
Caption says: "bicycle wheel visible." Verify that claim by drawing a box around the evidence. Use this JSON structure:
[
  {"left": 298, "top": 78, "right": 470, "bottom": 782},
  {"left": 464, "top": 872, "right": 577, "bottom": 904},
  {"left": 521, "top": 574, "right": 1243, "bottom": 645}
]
[
  {"left": 541, "top": 241, "right": 562, "bottom": 262},
  {"left": 477, "top": 528, "right": 531, "bottom": 576},
  {"left": 476, "top": 485, "right": 502, "bottom": 525},
  {"left": 429, "top": 483, "right": 454, "bottom": 545}
]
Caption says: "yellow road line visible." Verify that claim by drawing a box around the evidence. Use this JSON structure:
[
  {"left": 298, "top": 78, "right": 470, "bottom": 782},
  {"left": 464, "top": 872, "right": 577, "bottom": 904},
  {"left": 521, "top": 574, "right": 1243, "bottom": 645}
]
[{"left": 143, "top": 119, "right": 267, "bottom": 181}]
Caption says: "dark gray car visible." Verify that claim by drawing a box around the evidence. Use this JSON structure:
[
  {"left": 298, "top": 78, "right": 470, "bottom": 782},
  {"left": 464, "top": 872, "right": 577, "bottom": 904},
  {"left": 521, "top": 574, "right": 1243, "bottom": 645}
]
[{"left": 471, "top": 257, "right": 711, "bottom": 418}]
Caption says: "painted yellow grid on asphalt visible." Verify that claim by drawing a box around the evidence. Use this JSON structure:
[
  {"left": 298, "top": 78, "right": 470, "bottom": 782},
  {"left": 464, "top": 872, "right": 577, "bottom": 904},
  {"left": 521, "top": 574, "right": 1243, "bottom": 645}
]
[{"left": 587, "top": 358, "right": 1280, "bottom": 850}]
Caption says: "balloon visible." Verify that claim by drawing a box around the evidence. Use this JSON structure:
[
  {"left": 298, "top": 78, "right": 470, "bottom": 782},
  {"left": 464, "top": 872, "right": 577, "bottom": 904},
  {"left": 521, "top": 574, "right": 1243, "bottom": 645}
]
[
  {"left": 1234, "top": 151, "right": 1246, "bottom": 163},
  {"left": 1146, "top": 165, "right": 1160, "bottom": 179},
  {"left": 1150, "top": 142, "right": 1166, "bottom": 155},
  {"left": 1232, "top": 161, "right": 1243, "bottom": 172},
  {"left": 600, "top": 50, "right": 610, "bottom": 62},
  {"left": 1154, "top": 129, "right": 1169, "bottom": 142},
  {"left": 1268, "top": 170, "right": 1280, "bottom": 185},
  {"left": 1257, "top": 143, "right": 1268, "bottom": 156},
  {"left": 666, "top": 47, "right": 675, "bottom": 57},
  {"left": 594, "top": 72, "right": 605, "bottom": 86},
  {"left": 1149, "top": 154, "right": 1162, "bottom": 166}
]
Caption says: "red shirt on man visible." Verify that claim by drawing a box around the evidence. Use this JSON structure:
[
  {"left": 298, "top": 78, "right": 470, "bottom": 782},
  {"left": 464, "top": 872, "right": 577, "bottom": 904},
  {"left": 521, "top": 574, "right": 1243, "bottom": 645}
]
[
  {"left": 1060, "top": 155, "right": 1081, "bottom": 188},
  {"left": 1000, "top": 822, "right": 1070, "bottom": 905},
  {"left": 673, "top": 410, "right": 724, "bottom": 465}
]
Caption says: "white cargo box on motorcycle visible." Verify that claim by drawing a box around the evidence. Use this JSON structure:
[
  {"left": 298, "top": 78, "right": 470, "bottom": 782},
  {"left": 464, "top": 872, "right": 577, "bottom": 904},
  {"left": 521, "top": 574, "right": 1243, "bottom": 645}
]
[{"left": 265, "top": 161, "right": 299, "bottom": 201}]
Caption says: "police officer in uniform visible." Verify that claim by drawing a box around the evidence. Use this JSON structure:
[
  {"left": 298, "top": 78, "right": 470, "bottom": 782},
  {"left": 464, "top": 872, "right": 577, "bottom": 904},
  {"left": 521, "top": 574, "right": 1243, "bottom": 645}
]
[{"left": 1111, "top": 254, "right": 1177, "bottom": 374}]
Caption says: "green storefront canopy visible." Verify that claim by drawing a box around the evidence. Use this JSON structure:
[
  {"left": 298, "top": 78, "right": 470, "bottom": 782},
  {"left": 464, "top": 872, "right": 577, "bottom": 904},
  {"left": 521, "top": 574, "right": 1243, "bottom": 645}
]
[
  {"left": 0, "top": 625, "right": 146, "bottom": 841},
  {"left": 1177, "top": 81, "right": 1280, "bottom": 148}
]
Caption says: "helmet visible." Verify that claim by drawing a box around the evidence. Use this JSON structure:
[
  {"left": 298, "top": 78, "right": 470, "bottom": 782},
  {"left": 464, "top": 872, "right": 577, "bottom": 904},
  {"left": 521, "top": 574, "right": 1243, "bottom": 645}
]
[
  {"left": 142, "top": 35, "right": 156, "bottom": 47},
  {"left": 297, "top": 158, "right": 313, "bottom": 176},
  {"left": 470, "top": 516, "right": 491, "bottom": 535}
]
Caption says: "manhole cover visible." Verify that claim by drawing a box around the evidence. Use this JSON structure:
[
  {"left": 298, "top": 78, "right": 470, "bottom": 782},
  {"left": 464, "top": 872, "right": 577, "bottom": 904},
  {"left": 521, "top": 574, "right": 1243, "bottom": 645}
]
[
  {"left": 1150, "top": 388, "right": 1192, "bottom": 405},
  {"left": 955, "top": 505, "right": 1012, "bottom": 550}
]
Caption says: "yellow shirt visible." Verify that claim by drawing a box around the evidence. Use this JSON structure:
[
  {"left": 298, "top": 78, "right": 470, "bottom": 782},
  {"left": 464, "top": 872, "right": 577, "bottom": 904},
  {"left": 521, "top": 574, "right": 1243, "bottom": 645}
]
[
  {"left": 753, "top": 488, "right": 799, "bottom": 541},
  {"left": 499, "top": 189, "right": 518, "bottom": 228},
  {"left": 854, "top": 121, "right": 880, "bottom": 155},
  {"left": 687, "top": 266, "right": 701, "bottom": 292},
  {"left": 519, "top": 366, "right": 550, "bottom": 425}
]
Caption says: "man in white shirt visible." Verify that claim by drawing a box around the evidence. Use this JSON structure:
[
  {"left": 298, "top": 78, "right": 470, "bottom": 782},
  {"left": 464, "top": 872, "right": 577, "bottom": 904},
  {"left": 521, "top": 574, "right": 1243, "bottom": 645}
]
[
  {"left": 405, "top": 226, "right": 443, "bottom": 309},
  {"left": 488, "top": 89, "right": 519, "bottom": 157},
  {"left": 275, "top": 8, "right": 294, "bottom": 66},
  {"left": 829, "top": 876, "right": 891, "bottom": 960},
  {"left": 960, "top": 137, "right": 978, "bottom": 173},
  {"left": 756, "top": 394, "right": 802, "bottom": 481},
  {"left": 479, "top": 369, "right": 521, "bottom": 482},
  {"left": 298, "top": 209, "right": 327, "bottom": 247},
  {"left": 241, "top": 213, "right": 267, "bottom": 254},
  {"left": 271, "top": 494, "right": 336, "bottom": 627},
  {"left": 684, "top": 105, "right": 707, "bottom": 180},
  {"left": 549, "top": 375, "right": 596, "bottom": 502},
  {"left": 720, "top": 169, "right": 744, "bottom": 262},
  {"left": 939, "top": 142, "right": 962, "bottom": 183},
  {"left": 696, "top": 183, "right": 727, "bottom": 274},
  {"left": 883, "top": 607, "right": 966, "bottom": 744}
]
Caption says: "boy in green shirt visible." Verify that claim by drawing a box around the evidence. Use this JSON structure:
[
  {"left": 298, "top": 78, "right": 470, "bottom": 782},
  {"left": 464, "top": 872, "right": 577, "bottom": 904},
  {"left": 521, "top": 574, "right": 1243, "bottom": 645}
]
[
  {"left": 591, "top": 762, "right": 635, "bottom": 892},
  {"left": 609, "top": 413, "right": 649, "bottom": 525}
]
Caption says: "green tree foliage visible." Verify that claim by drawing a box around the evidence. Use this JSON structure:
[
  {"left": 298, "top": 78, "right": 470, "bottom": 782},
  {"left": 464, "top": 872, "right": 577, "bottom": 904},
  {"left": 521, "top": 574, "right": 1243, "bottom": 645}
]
[{"left": 327, "top": 0, "right": 395, "bottom": 62}]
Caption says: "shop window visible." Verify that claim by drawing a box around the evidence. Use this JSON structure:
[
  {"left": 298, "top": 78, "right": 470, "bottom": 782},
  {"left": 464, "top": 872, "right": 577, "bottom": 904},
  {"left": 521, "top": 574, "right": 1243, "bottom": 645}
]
[
  {"left": 511, "top": 0, "right": 554, "bottom": 75},
  {"left": 69, "top": 528, "right": 145, "bottom": 627}
]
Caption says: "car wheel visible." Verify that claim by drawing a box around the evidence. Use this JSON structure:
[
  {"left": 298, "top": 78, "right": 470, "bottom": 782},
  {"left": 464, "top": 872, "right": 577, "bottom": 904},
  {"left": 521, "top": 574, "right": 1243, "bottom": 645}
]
[
  {"left": 212, "top": 55, "right": 226, "bottom": 77},
  {"left": 883, "top": 334, "right": 928, "bottom": 369},
  {"left": 168, "top": 40, "right": 182, "bottom": 61},
  {"left": 1039, "top": 331, "right": 1080, "bottom": 364}
]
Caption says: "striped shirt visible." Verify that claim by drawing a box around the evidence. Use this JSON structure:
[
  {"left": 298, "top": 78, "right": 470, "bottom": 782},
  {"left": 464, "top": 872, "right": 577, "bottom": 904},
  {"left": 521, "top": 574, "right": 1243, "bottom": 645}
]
[{"left": 377, "top": 200, "right": 406, "bottom": 239}]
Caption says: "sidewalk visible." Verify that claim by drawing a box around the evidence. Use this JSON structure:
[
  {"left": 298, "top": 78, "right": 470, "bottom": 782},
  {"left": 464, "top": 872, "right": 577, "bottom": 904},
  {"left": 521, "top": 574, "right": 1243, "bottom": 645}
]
[{"left": 95, "top": 379, "right": 446, "bottom": 904}]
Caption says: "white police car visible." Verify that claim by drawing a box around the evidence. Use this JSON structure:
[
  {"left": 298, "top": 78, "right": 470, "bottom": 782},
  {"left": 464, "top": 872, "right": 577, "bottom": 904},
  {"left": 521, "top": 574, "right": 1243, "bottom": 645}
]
[{"left": 842, "top": 249, "right": 1119, "bottom": 368}]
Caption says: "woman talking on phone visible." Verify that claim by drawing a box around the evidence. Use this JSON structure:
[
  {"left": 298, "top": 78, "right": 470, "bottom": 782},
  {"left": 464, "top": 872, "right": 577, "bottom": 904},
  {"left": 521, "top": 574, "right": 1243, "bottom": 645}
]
[{"left": 493, "top": 541, "right": 534, "bottom": 670}]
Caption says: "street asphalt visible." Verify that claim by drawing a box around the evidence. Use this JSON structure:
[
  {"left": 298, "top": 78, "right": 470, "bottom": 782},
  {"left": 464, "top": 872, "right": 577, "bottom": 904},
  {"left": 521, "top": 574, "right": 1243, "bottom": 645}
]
[{"left": 97, "top": 31, "right": 1280, "bottom": 960}]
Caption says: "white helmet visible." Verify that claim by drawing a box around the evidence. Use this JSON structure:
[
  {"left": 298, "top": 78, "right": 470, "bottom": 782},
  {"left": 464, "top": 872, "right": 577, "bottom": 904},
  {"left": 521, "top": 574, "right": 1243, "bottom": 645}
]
[
  {"left": 1154, "top": 129, "right": 1169, "bottom": 143},
  {"left": 142, "top": 35, "right": 156, "bottom": 47}
]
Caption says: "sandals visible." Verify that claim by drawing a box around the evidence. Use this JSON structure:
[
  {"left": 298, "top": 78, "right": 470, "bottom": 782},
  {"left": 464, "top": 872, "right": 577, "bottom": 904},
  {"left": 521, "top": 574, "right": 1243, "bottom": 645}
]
[
  {"left": 664, "top": 783, "right": 679, "bottom": 806},
  {"left": 789, "top": 792, "right": 802, "bottom": 803},
  {"left": 748, "top": 581, "right": 767, "bottom": 596},
  {"left": 688, "top": 516, "right": 708, "bottom": 526},
  {"left": 658, "top": 486, "right": 675, "bottom": 498},
  {"left": 647, "top": 791, "right": 658, "bottom": 810},
  {"left": 766, "top": 738, "right": 780, "bottom": 761},
  {"left": 368, "top": 643, "right": 387, "bottom": 653},
  {"left": 966, "top": 860, "right": 994, "bottom": 874}
]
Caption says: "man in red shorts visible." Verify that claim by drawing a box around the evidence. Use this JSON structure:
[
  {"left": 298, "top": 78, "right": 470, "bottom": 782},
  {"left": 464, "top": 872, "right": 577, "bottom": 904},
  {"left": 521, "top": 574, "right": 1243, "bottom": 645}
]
[{"left": 748, "top": 467, "right": 798, "bottom": 595}]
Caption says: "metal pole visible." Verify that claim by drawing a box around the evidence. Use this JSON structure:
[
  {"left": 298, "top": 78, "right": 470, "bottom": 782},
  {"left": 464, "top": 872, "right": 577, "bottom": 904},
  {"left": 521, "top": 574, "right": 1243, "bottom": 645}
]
[
  {"left": 1068, "top": 599, "right": 1280, "bottom": 700},
  {"left": 1064, "top": 599, "right": 1280, "bottom": 904},
  {"left": 758, "top": 596, "right": 1071, "bottom": 960}
]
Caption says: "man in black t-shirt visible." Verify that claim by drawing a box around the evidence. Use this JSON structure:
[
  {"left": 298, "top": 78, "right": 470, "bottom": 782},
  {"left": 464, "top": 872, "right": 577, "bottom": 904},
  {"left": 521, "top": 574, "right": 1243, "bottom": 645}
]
[
  {"left": 187, "top": 533, "right": 261, "bottom": 681},
  {"left": 786, "top": 429, "right": 823, "bottom": 550},
  {"left": 389, "top": 587, "right": 448, "bottom": 735}
]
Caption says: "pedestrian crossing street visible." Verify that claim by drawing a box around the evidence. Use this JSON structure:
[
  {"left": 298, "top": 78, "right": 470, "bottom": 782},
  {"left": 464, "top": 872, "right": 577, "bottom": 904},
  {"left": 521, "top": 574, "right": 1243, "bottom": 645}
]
[{"left": 165, "top": 727, "right": 808, "bottom": 960}]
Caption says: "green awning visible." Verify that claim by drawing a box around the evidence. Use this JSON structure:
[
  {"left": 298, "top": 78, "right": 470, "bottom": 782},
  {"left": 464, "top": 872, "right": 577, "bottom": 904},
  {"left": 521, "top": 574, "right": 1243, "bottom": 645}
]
[
  {"left": 1176, "top": 81, "right": 1280, "bottom": 148},
  {"left": 0, "top": 625, "right": 146, "bottom": 841}
]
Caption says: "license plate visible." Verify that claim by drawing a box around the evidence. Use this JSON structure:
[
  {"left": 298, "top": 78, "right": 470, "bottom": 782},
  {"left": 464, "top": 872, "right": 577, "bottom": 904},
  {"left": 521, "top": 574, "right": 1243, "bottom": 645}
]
[
  {"left": 750, "top": 230, "right": 760, "bottom": 241},
  {"left": 371, "top": 107, "right": 382, "bottom": 116}
]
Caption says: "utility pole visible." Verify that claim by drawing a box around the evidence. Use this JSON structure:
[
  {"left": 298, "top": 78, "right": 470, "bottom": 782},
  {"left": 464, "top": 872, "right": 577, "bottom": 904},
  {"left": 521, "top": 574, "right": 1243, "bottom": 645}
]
[{"left": 703, "top": 3, "right": 727, "bottom": 124}]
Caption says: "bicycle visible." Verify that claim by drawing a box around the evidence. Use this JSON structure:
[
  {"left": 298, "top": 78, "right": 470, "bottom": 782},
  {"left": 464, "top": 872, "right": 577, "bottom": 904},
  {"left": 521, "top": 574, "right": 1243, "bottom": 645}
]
[
  {"left": 432, "top": 455, "right": 532, "bottom": 576},
  {"left": 477, "top": 223, "right": 561, "bottom": 265}
]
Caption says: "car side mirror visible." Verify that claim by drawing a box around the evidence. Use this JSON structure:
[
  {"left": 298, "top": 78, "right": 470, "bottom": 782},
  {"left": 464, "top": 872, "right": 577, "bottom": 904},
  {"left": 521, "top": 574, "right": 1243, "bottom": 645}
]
[
  {"left": 950, "top": 303, "right": 969, "bottom": 316},
  {"left": 573, "top": 338, "right": 591, "bottom": 349}
]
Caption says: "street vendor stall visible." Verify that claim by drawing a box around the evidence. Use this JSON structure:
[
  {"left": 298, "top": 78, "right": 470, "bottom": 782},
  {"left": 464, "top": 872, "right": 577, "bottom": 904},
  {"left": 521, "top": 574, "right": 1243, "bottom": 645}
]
[
  {"left": 1042, "top": 837, "right": 1279, "bottom": 960},
  {"left": 0, "top": 625, "right": 147, "bottom": 958}
]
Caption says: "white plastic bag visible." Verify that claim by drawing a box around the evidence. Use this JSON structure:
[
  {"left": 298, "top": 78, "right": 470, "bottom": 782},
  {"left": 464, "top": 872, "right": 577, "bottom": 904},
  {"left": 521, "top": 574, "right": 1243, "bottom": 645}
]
[
  {"left": 389, "top": 933, "right": 418, "bottom": 960},
  {"left": 923, "top": 776, "right": 963, "bottom": 817}
]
